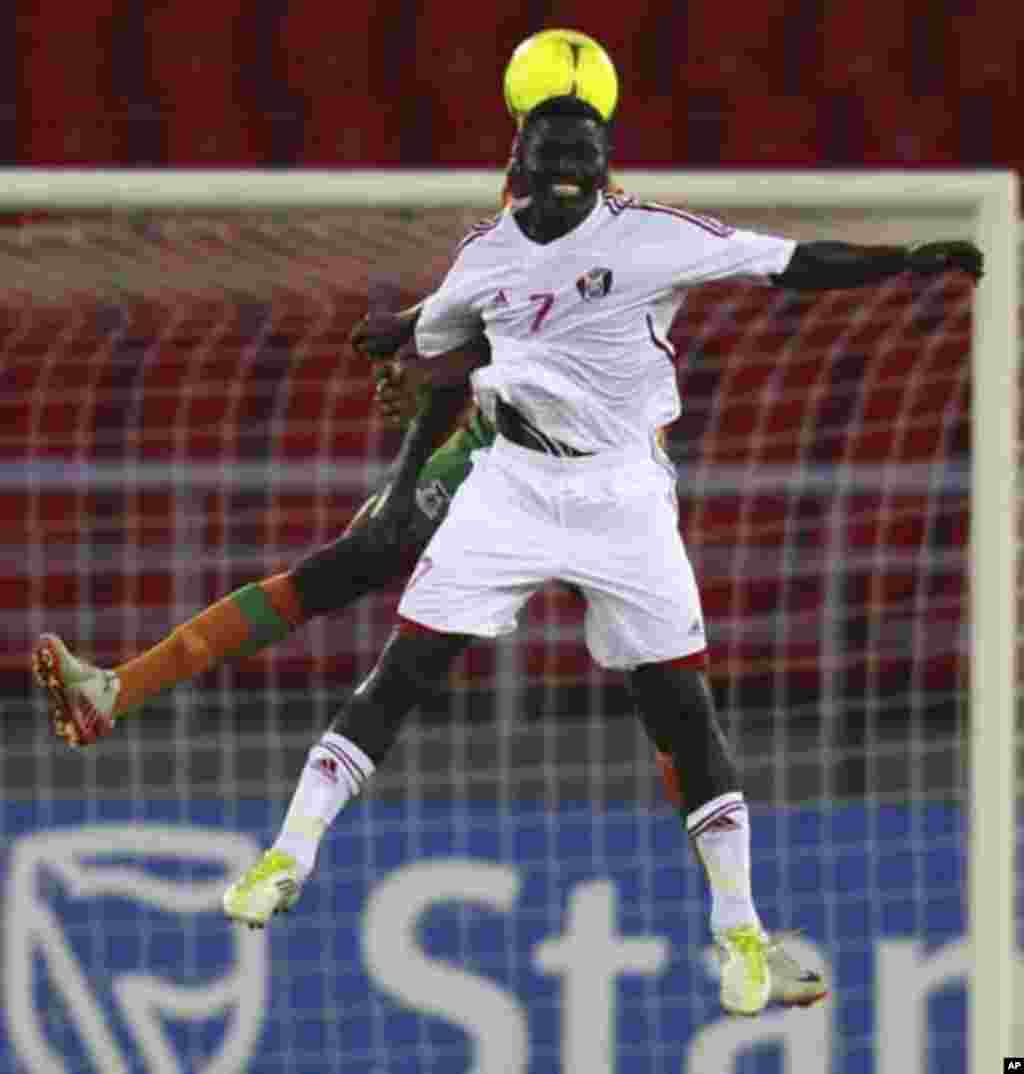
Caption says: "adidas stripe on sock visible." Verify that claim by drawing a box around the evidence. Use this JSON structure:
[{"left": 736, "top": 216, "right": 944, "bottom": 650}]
[
  {"left": 272, "top": 732, "right": 375, "bottom": 875},
  {"left": 687, "top": 792, "right": 761, "bottom": 934}
]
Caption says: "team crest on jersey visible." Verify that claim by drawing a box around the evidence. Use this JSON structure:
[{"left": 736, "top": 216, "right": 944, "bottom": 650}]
[{"left": 576, "top": 267, "right": 613, "bottom": 300}]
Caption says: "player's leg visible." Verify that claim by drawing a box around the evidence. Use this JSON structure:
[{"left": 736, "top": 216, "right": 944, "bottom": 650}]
[
  {"left": 627, "top": 657, "right": 770, "bottom": 1014},
  {"left": 31, "top": 572, "right": 307, "bottom": 747},
  {"left": 222, "top": 622, "right": 471, "bottom": 926},
  {"left": 224, "top": 442, "right": 555, "bottom": 926},
  {"left": 30, "top": 493, "right": 395, "bottom": 746},
  {"left": 566, "top": 455, "right": 825, "bottom": 1014},
  {"left": 32, "top": 417, "right": 492, "bottom": 747},
  {"left": 627, "top": 661, "right": 828, "bottom": 1012}
]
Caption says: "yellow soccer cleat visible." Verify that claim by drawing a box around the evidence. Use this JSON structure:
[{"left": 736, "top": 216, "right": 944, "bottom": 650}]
[
  {"left": 715, "top": 925, "right": 772, "bottom": 1015},
  {"left": 223, "top": 849, "right": 303, "bottom": 928}
]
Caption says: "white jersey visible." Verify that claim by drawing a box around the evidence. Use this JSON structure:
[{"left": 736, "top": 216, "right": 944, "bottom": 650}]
[{"left": 415, "top": 192, "right": 796, "bottom": 454}]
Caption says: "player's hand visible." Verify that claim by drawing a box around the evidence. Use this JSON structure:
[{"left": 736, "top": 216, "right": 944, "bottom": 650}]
[
  {"left": 349, "top": 310, "right": 417, "bottom": 358},
  {"left": 907, "top": 241, "right": 984, "bottom": 281},
  {"left": 374, "top": 360, "right": 426, "bottom": 428}
]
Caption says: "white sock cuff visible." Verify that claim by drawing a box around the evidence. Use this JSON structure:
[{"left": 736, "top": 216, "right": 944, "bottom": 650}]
[
  {"left": 318, "top": 731, "right": 375, "bottom": 788},
  {"left": 686, "top": 791, "right": 745, "bottom": 837}
]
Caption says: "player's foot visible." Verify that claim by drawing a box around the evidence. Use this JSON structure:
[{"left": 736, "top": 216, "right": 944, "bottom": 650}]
[
  {"left": 715, "top": 924, "right": 772, "bottom": 1015},
  {"left": 223, "top": 849, "right": 303, "bottom": 928},
  {"left": 765, "top": 932, "right": 829, "bottom": 1008},
  {"left": 31, "top": 634, "right": 119, "bottom": 748}
]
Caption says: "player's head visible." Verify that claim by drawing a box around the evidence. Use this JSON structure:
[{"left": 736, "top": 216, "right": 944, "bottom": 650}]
[
  {"left": 521, "top": 93, "right": 609, "bottom": 129},
  {"left": 515, "top": 95, "right": 611, "bottom": 216}
]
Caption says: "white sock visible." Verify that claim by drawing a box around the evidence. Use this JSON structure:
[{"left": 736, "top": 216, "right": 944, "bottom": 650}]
[
  {"left": 687, "top": 791, "right": 761, "bottom": 934},
  {"left": 272, "top": 731, "right": 375, "bottom": 875}
]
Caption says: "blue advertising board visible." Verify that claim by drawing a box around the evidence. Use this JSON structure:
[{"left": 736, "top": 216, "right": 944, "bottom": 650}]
[{"left": 0, "top": 799, "right": 972, "bottom": 1073}]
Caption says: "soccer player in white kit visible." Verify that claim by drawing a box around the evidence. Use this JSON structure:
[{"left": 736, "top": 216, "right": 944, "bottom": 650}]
[{"left": 224, "top": 95, "right": 983, "bottom": 1016}]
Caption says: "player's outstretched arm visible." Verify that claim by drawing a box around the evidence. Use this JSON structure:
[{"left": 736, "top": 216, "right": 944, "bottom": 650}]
[
  {"left": 771, "top": 239, "right": 984, "bottom": 291},
  {"left": 364, "top": 337, "right": 491, "bottom": 544}
]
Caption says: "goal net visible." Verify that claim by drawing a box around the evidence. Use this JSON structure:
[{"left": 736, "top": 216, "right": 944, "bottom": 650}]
[{"left": 0, "top": 171, "right": 1016, "bottom": 1074}]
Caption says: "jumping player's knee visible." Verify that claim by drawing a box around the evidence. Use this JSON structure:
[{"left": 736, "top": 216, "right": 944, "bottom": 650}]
[
  {"left": 329, "top": 623, "right": 471, "bottom": 763},
  {"left": 382, "top": 619, "right": 473, "bottom": 681},
  {"left": 289, "top": 530, "right": 412, "bottom": 617},
  {"left": 628, "top": 659, "right": 716, "bottom": 752}
]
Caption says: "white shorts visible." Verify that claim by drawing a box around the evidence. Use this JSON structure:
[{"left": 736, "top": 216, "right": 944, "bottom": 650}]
[{"left": 397, "top": 435, "right": 708, "bottom": 670}]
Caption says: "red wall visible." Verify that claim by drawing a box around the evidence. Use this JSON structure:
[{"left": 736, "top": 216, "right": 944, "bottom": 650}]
[{"left": 7, "top": 3, "right": 1021, "bottom": 172}]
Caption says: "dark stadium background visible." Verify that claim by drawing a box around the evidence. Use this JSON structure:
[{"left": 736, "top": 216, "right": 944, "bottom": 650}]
[{"left": 0, "top": 4, "right": 1019, "bottom": 174}]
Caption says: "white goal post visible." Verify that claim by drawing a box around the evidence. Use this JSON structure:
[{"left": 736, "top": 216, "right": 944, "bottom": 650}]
[{"left": 0, "top": 167, "right": 1017, "bottom": 1074}]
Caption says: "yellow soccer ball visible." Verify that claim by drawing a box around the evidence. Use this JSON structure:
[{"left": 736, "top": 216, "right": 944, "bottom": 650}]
[{"left": 503, "top": 29, "right": 619, "bottom": 125}]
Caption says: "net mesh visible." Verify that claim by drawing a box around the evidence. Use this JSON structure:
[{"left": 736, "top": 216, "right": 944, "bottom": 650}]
[{"left": 0, "top": 201, "right": 995, "bottom": 1074}]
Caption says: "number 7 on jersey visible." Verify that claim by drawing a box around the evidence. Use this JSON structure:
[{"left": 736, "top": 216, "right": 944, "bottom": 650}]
[{"left": 529, "top": 292, "right": 555, "bottom": 332}]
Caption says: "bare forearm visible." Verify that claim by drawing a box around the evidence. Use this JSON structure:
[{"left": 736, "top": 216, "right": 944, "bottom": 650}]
[
  {"left": 387, "top": 384, "right": 466, "bottom": 490},
  {"left": 386, "top": 338, "right": 489, "bottom": 485},
  {"left": 772, "top": 242, "right": 909, "bottom": 290},
  {"left": 415, "top": 337, "right": 491, "bottom": 389},
  {"left": 772, "top": 240, "right": 983, "bottom": 291}
]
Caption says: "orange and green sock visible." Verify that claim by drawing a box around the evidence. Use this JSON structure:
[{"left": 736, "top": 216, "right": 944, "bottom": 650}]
[{"left": 112, "top": 573, "right": 305, "bottom": 716}]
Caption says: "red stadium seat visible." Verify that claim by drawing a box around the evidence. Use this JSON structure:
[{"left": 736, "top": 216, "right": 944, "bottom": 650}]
[
  {"left": 279, "top": 4, "right": 404, "bottom": 164},
  {"left": 715, "top": 95, "right": 820, "bottom": 167},
  {"left": 612, "top": 96, "right": 678, "bottom": 167},
  {"left": 950, "top": 8, "right": 1017, "bottom": 164},
  {"left": 815, "top": 8, "right": 910, "bottom": 93},
  {"left": 146, "top": 1, "right": 271, "bottom": 164},
  {"left": 680, "top": 4, "right": 791, "bottom": 94},
  {"left": 854, "top": 89, "right": 960, "bottom": 166},
  {"left": 406, "top": 7, "right": 521, "bottom": 166},
  {"left": 948, "top": 8, "right": 1018, "bottom": 94},
  {"left": 15, "top": 8, "right": 119, "bottom": 164}
]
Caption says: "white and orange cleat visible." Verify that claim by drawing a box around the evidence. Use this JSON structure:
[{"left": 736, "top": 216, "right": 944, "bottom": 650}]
[
  {"left": 31, "top": 634, "right": 120, "bottom": 747},
  {"left": 765, "top": 932, "right": 829, "bottom": 1009}
]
